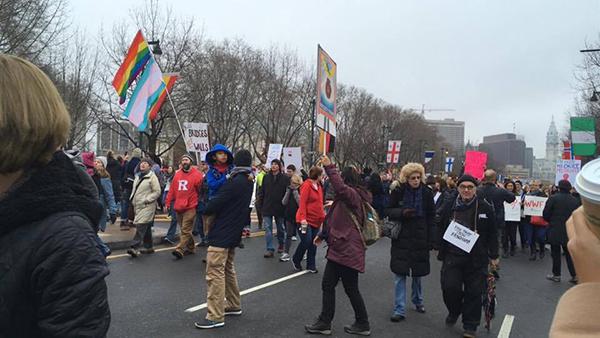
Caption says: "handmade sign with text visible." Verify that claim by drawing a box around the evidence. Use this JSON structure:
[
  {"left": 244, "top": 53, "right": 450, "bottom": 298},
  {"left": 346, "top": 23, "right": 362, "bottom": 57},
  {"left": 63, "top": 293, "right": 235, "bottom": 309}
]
[{"left": 523, "top": 195, "right": 548, "bottom": 217}]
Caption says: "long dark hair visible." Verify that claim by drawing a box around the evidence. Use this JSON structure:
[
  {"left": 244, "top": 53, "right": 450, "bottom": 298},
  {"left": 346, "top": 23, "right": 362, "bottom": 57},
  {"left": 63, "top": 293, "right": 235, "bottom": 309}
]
[
  {"left": 505, "top": 180, "right": 516, "bottom": 194},
  {"left": 342, "top": 166, "right": 364, "bottom": 188},
  {"left": 367, "top": 172, "right": 383, "bottom": 195}
]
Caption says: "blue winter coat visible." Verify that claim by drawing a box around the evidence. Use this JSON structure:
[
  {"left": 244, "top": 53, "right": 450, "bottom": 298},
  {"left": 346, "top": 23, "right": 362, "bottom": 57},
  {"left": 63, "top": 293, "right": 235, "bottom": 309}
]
[{"left": 205, "top": 144, "right": 234, "bottom": 200}]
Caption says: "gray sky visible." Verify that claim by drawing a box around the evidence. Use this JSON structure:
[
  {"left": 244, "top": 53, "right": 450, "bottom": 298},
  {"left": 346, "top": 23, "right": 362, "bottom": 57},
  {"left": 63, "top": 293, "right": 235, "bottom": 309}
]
[{"left": 70, "top": 0, "right": 600, "bottom": 158}]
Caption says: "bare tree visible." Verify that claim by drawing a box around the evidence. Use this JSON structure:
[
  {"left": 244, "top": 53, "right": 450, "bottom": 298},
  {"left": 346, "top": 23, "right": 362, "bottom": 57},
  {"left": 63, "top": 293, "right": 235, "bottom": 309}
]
[
  {"left": 43, "top": 30, "right": 100, "bottom": 149},
  {"left": 94, "top": 0, "right": 199, "bottom": 159},
  {"left": 0, "top": 0, "right": 69, "bottom": 61}
]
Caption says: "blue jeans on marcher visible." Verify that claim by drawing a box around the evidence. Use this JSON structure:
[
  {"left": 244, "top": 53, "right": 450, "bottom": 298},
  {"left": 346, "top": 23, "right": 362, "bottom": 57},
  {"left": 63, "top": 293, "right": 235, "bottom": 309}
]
[
  {"left": 121, "top": 189, "right": 131, "bottom": 221},
  {"left": 264, "top": 216, "right": 285, "bottom": 252},
  {"left": 292, "top": 225, "right": 318, "bottom": 270},
  {"left": 94, "top": 234, "right": 111, "bottom": 257},
  {"left": 393, "top": 275, "right": 423, "bottom": 316},
  {"left": 165, "top": 200, "right": 179, "bottom": 242},
  {"left": 525, "top": 223, "right": 546, "bottom": 252}
]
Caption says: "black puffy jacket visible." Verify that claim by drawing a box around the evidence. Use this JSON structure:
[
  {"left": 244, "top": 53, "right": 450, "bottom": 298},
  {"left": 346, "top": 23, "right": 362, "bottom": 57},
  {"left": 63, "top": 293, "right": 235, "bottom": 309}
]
[
  {"left": 0, "top": 151, "right": 111, "bottom": 337},
  {"left": 543, "top": 191, "right": 581, "bottom": 246},
  {"left": 386, "top": 184, "right": 435, "bottom": 277},
  {"left": 205, "top": 168, "right": 254, "bottom": 248}
]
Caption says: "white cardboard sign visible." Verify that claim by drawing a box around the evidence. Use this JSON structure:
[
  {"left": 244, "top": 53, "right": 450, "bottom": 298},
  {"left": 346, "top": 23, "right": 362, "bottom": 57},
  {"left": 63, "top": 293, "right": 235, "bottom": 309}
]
[
  {"left": 504, "top": 200, "right": 521, "bottom": 222},
  {"left": 443, "top": 220, "right": 480, "bottom": 253},
  {"left": 523, "top": 195, "right": 548, "bottom": 217},
  {"left": 182, "top": 122, "right": 210, "bottom": 160},
  {"left": 283, "top": 147, "right": 303, "bottom": 173},
  {"left": 265, "top": 144, "right": 283, "bottom": 168}
]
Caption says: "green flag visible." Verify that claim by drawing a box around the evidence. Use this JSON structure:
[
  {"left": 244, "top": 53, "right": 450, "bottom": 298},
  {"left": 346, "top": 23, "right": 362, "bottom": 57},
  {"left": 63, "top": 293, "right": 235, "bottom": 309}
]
[{"left": 571, "top": 117, "right": 596, "bottom": 156}]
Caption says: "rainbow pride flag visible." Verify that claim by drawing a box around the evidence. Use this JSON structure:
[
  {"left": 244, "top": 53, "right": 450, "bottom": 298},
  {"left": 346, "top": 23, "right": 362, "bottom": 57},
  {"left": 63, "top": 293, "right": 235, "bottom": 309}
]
[
  {"left": 148, "top": 73, "right": 178, "bottom": 121},
  {"left": 112, "top": 30, "right": 151, "bottom": 104},
  {"left": 123, "top": 58, "right": 165, "bottom": 131}
]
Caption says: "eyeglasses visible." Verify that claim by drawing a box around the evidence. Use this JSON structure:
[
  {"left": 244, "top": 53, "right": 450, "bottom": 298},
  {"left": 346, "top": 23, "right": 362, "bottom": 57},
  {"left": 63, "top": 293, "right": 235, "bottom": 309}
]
[
  {"left": 409, "top": 176, "right": 421, "bottom": 181},
  {"left": 458, "top": 185, "right": 476, "bottom": 191}
]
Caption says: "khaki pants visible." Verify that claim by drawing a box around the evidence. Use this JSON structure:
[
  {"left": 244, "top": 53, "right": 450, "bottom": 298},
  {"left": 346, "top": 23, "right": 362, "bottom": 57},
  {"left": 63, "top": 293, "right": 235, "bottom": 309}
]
[
  {"left": 175, "top": 209, "right": 196, "bottom": 254},
  {"left": 206, "top": 246, "right": 241, "bottom": 322},
  {"left": 202, "top": 214, "right": 215, "bottom": 237}
]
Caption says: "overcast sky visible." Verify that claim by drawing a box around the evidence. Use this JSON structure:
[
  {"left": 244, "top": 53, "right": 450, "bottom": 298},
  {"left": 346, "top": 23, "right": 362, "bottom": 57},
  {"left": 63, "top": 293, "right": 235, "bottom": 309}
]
[{"left": 70, "top": 0, "right": 600, "bottom": 158}]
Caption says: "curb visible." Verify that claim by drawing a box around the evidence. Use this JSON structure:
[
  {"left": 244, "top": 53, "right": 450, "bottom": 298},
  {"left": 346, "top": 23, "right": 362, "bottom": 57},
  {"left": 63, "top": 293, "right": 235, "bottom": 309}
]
[{"left": 106, "top": 230, "right": 267, "bottom": 251}]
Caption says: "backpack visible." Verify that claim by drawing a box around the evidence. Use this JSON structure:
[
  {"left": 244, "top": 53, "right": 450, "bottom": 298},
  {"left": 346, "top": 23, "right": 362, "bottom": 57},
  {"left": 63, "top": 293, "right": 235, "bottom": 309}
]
[{"left": 342, "top": 200, "right": 382, "bottom": 247}]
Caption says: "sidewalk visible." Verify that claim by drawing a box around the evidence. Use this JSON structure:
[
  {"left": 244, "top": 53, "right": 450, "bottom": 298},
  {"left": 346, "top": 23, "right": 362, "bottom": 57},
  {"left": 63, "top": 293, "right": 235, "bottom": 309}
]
[{"left": 100, "top": 213, "right": 261, "bottom": 251}]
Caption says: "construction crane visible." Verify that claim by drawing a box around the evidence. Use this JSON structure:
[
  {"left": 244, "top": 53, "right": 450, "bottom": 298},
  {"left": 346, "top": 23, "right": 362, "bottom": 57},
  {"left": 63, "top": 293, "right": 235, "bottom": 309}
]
[{"left": 408, "top": 104, "right": 455, "bottom": 115}]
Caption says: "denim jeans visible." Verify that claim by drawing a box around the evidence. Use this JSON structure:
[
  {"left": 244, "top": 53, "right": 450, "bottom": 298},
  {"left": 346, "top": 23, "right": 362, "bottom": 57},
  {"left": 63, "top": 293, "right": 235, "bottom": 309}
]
[
  {"left": 94, "top": 234, "right": 110, "bottom": 257},
  {"left": 393, "top": 275, "right": 423, "bottom": 316},
  {"left": 264, "top": 216, "right": 285, "bottom": 252},
  {"left": 525, "top": 223, "right": 546, "bottom": 252},
  {"left": 121, "top": 189, "right": 131, "bottom": 221},
  {"left": 292, "top": 225, "right": 318, "bottom": 270},
  {"left": 98, "top": 197, "right": 108, "bottom": 232},
  {"left": 166, "top": 200, "right": 178, "bottom": 242}
]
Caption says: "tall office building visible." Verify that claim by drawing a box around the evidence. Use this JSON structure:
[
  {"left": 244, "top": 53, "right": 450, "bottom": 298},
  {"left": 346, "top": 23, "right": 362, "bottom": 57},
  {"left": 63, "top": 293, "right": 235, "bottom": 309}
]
[
  {"left": 478, "top": 133, "right": 526, "bottom": 170},
  {"left": 426, "top": 118, "right": 465, "bottom": 155}
]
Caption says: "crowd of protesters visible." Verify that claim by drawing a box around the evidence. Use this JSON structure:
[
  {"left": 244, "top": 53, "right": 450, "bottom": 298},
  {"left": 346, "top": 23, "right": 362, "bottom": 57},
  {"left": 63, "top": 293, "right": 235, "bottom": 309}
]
[{"left": 2, "top": 53, "right": 599, "bottom": 338}]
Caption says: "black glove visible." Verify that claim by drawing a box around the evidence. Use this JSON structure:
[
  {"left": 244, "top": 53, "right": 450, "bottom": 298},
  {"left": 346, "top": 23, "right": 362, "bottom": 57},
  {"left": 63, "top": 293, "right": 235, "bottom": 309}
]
[{"left": 110, "top": 213, "right": 117, "bottom": 224}]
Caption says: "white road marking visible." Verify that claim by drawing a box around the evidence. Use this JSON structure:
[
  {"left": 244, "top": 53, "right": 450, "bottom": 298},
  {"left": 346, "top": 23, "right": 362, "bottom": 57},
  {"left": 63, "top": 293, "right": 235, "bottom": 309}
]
[
  {"left": 498, "top": 314, "right": 515, "bottom": 338},
  {"left": 106, "top": 246, "right": 175, "bottom": 260},
  {"left": 184, "top": 270, "right": 310, "bottom": 313}
]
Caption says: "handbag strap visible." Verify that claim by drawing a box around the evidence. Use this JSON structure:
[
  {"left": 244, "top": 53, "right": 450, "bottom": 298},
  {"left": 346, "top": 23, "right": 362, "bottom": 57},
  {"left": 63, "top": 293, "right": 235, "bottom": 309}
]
[{"left": 339, "top": 201, "right": 368, "bottom": 249}]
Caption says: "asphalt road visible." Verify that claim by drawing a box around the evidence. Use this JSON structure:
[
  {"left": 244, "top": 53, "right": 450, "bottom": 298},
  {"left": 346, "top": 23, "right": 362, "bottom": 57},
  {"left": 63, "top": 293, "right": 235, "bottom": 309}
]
[{"left": 105, "top": 235, "right": 571, "bottom": 338}]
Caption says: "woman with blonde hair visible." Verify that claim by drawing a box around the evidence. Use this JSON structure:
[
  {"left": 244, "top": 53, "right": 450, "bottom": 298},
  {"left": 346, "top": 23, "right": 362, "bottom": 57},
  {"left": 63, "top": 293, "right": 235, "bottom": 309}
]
[
  {"left": 0, "top": 54, "right": 110, "bottom": 336},
  {"left": 385, "top": 163, "right": 435, "bottom": 322},
  {"left": 280, "top": 173, "right": 304, "bottom": 262}
]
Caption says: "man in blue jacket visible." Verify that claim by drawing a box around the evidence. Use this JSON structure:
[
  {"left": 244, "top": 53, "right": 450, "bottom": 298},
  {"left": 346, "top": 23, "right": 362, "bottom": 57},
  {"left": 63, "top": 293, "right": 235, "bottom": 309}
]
[
  {"left": 195, "top": 149, "right": 254, "bottom": 329},
  {"left": 202, "top": 144, "right": 234, "bottom": 239}
]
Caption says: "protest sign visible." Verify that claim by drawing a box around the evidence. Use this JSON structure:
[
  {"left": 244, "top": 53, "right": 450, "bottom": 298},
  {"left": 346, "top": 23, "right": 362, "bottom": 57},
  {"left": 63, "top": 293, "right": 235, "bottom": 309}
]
[
  {"left": 555, "top": 159, "right": 581, "bottom": 185},
  {"left": 283, "top": 147, "right": 303, "bottom": 173},
  {"left": 182, "top": 122, "right": 210, "bottom": 160},
  {"left": 265, "top": 144, "right": 283, "bottom": 168},
  {"left": 523, "top": 195, "right": 548, "bottom": 217},
  {"left": 443, "top": 220, "right": 480, "bottom": 253},
  {"left": 464, "top": 151, "right": 487, "bottom": 180},
  {"left": 504, "top": 200, "right": 521, "bottom": 222}
]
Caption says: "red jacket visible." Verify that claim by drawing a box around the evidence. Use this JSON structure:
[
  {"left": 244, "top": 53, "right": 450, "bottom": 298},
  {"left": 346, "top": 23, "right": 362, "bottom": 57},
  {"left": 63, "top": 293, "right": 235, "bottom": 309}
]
[
  {"left": 296, "top": 179, "right": 325, "bottom": 228},
  {"left": 165, "top": 167, "right": 203, "bottom": 213}
]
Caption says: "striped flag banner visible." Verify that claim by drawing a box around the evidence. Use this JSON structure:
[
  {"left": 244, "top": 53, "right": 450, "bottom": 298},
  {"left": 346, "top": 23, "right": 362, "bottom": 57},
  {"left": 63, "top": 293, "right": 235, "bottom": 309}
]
[
  {"left": 148, "top": 73, "right": 178, "bottom": 121},
  {"left": 570, "top": 117, "right": 596, "bottom": 156},
  {"left": 318, "top": 129, "right": 335, "bottom": 154},
  {"left": 112, "top": 30, "right": 151, "bottom": 104},
  {"left": 123, "top": 58, "right": 165, "bottom": 131}
]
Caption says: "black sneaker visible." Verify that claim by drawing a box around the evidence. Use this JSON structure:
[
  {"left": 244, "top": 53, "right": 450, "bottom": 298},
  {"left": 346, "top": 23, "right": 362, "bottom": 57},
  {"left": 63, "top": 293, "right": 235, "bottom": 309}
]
[
  {"left": 127, "top": 248, "right": 140, "bottom": 258},
  {"left": 415, "top": 305, "right": 426, "bottom": 313},
  {"left": 445, "top": 314, "right": 459, "bottom": 327},
  {"left": 569, "top": 276, "right": 579, "bottom": 284},
  {"left": 546, "top": 274, "right": 561, "bottom": 282},
  {"left": 307, "top": 268, "right": 318, "bottom": 274},
  {"left": 292, "top": 260, "right": 302, "bottom": 271},
  {"left": 343, "top": 322, "right": 371, "bottom": 336},
  {"left": 194, "top": 319, "right": 224, "bottom": 329},
  {"left": 140, "top": 248, "right": 155, "bottom": 254},
  {"left": 305, "top": 319, "right": 332, "bottom": 335},
  {"left": 224, "top": 308, "right": 243, "bottom": 316},
  {"left": 172, "top": 251, "right": 183, "bottom": 260},
  {"left": 390, "top": 314, "right": 405, "bottom": 322}
]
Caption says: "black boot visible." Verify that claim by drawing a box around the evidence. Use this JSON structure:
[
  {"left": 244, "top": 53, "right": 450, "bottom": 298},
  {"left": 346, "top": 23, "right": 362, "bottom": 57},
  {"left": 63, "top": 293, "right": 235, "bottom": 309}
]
[
  {"left": 343, "top": 322, "right": 371, "bottom": 336},
  {"left": 305, "top": 319, "right": 332, "bottom": 335}
]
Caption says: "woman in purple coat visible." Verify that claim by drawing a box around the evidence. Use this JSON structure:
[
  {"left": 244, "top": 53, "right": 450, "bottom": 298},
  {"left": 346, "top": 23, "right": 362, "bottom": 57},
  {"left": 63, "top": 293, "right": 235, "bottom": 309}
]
[{"left": 305, "top": 155, "right": 372, "bottom": 336}]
